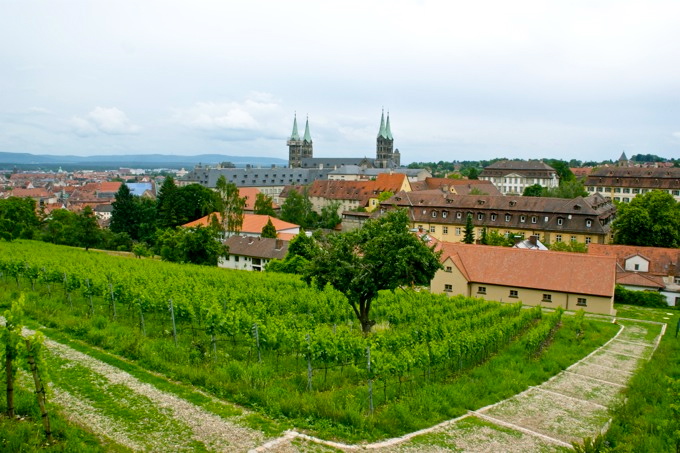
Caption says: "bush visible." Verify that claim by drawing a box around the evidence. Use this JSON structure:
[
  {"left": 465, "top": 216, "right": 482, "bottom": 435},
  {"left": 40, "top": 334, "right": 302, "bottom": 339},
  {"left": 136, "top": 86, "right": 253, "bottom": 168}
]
[{"left": 614, "top": 285, "right": 668, "bottom": 308}]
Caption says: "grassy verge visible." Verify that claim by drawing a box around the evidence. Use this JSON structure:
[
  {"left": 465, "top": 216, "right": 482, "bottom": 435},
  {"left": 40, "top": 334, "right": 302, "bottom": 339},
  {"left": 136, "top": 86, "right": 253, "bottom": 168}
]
[
  {"left": 604, "top": 306, "right": 680, "bottom": 452},
  {"left": 0, "top": 386, "right": 129, "bottom": 453}
]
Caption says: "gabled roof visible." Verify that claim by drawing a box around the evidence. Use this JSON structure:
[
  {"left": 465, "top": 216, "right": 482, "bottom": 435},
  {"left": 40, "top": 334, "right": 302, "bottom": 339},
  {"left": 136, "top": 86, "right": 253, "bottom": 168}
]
[
  {"left": 616, "top": 271, "right": 664, "bottom": 289},
  {"left": 307, "top": 173, "right": 410, "bottom": 205},
  {"left": 224, "top": 236, "right": 289, "bottom": 260},
  {"left": 588, "top": 244, "right": 680, "bottom": 276},
  {"left": 182, "top": 213, "right": 299, "bottom": 234},
  {"left": 439, "top": 242, "right": 616, "bottom": 297},
  {"left": 9, "top": 188, "right": 52, "bottom": 198},
  {"left": 99, "top": 181, "right": 122, "bottom": 193},
  {"left": 409, "top": 178, "right": 502, "bottom": 195}
]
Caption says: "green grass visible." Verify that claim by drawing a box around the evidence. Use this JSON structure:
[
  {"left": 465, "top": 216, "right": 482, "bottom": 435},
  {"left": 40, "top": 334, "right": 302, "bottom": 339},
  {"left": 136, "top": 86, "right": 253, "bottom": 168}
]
[
  {"left": 0, "top": 386, "right": 129, "bottom": 453},
  {"left": 614, "top": 303, "right": 679, "bottom": 324}
]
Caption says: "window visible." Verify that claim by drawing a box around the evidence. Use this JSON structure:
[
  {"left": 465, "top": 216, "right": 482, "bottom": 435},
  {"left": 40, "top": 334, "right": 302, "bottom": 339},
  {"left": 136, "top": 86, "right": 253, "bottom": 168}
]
[
  {"left": 675, "top": 276, "right": 680, "bottom": 285},
  {"left": 430, "top": 226, "right": 435, "bottom": 233},
  {"left": 614, "top": 188, "right": 621, "bottom": 193},
  {"left": 571, "top": 236, "right": 577, "bottom": 242},
  {"left": 477, "top": 286, "right": 486, "bottom": 294},
  {"left": 557, "top": 218, "right": 563, "bottom": 225},
  {"left": 531, "top": 216, "right": 537, "bottom": 224},
  {"left": 505, "top": 214, "right": 511, "bottom": 222},
  {"left": 432, "top": 211, "right": 437, "bottom": 218},
  {"left": 623, "top": 188, "right": 630, "bottom": 193},
  {"left": 455, "top": 227, "right": 461, "bottom": 235},
  {"left": 577, "top": 297, "right": 587, "bottom": 306},
  {"left": 234, "top": 256, "right": 239, "bottom": 262},
  {"left": 477, "top": 213, "right": 484, "bottom": 220},
  {"left": 491, "top": 213, "right": 497, "bottom": 221},
  {"left": 456, "top": 212, "right": 462, "bottom": 219},
  {"left": 444, "top": 284, "right": 453, "bottom": 292},
  {"left": 634, "top": 264, "right": 640, "bottom": 271},
  {"left": 556, "top": 234, "right": 562, "bottom": 242},
  {"left": 509, "top": 290, "right": 518, "bottom": 298},
  {"left": 632, "top": 188, "right": 639, "bottom": 194},
  {"left": 520, "top": 215, "right": 526, "bottom": 223},
  {"left": 586, "top": 219, "right": 592, "bottom": 228},
  {"left": 445, "top": 266, "right": 452, "bottom": 273},
  {"left": 585, "top": 237, "right": 591, "bottom": 244},
  {"left": 614, "top": 197, "right": 621, "bottom": 202},
  {"left": 542, "top": 294, "right": 552, "bottom": 302},
  {"left": 442, "top": 211, "right": 448, "bottom": 218},
  {"left": 443, "top": 226, "right": 449, "bottom": 234}
]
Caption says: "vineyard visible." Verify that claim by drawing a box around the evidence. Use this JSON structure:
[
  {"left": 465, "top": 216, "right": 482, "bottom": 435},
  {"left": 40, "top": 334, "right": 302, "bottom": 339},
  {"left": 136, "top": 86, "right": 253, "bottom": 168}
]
[{"left": 0, "top": 240, "right": 616, "bottom": 440}]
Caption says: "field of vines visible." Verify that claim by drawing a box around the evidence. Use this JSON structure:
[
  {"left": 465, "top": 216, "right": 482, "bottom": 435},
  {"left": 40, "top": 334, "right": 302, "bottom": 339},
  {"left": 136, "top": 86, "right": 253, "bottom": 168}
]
[{"left": 0, "top": 240, "right": 609, "bottom": 440}]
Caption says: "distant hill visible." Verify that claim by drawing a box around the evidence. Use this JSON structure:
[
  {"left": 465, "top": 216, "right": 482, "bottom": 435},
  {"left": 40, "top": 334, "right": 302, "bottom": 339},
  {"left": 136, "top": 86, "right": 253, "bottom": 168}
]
[{"left": 0, "top": 152, "right": 288, "bottom": 170}]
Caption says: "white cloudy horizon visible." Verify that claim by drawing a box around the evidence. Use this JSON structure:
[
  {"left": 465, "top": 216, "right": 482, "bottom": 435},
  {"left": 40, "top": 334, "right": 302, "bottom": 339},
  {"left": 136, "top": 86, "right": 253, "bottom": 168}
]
[{"left": 2, "top": 0, "right": 679, "bottom": 164}]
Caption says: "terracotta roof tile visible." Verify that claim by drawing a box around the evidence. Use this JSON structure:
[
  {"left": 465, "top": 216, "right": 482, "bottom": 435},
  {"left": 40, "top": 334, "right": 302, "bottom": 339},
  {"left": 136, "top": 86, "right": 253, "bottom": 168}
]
[
  {"left": 588, "top": 244, "right": 680, "bottom": 276},
  {"left": 182, "top": 213, "right": 299, "bottom": 234},
  {"left": 439, "top": 242, "right": 616, "bottom": 297}
]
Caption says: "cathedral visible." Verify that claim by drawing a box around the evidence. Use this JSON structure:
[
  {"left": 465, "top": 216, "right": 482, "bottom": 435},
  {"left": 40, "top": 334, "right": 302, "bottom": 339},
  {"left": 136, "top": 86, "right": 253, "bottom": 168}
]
[{"left": 287, "top": 111, "right": 400, "bottom": 169}]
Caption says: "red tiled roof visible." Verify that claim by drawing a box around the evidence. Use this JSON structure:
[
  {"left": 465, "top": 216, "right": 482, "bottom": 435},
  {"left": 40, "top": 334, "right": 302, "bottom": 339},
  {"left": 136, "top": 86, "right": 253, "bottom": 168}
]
[
  {"left": 439, "top": 242, "right": 616, "bottom": 297},
  {"left": 99, "top": 182, "right": 122, "bottom": 193},
  {"left": 10, "top": 188, "right": 51, "bottom": 198},
  {"left": 307, "top": 173, "right": 409, "bottom": 206},
  {"left": 588, "top": 244, "right": 680, "bottom": 277},
  {"left": 183, "top": 213, "right": 299, "bottom": 234},
  {"left": 616, "top": 272, "right": 664, "bottom": 289}
]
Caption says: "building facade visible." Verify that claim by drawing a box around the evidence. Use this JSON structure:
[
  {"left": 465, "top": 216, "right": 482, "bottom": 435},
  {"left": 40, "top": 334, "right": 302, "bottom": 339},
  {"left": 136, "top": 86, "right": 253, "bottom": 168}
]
[
  {"left": 430, "top": 242, "right": 617, "bottom": 315},
  {"left": 381, "top": 191, "right": 616, "bottom": 245},
  {"left": 479, "top": 160, "right": 559, "bottom": 195},
  {"left": 584, "top": 167, "right": 680, "bottom": 203}
]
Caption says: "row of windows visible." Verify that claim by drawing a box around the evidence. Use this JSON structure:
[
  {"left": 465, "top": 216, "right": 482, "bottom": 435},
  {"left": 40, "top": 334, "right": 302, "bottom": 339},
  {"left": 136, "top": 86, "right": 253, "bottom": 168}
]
[
  {"left": 590, "top": 187, "right": 680, "bottom": 196},
  {"left": 474, "top": 286, "right": 587, "bottom": 306},
  {"left": 429, "top": 210, "right": 593, "bottom": 227}
]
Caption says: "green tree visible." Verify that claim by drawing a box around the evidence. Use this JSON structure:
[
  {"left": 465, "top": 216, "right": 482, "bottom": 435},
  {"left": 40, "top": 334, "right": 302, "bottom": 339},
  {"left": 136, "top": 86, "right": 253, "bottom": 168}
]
[
  {"left": 466, "top": 167, "right": 480, "bottom": 180},
  {"left": 486, "top": 229, "right": 513, "bottom": 246},
  {"left": 377, "top": 191, "right": 394, "bottom": 202},
  {"left": 155, "top": 226, "right": 228, "bottom": 266},
  {"left": 110, "top": 184, "right": 140, "bottom": 239},
  {"left": 173, "top": 184, "right": 222, "bottom": 226},
  {"left": 522, "top": 184, "right": 544, "bottom": 197},
  {"left": 215, "top": 176, "right": 246, "bottom": 236},
  {"left": 549, "top": 241, "right": 588, "bottom": 253},
  {"left": 156, "top": 176, "right": 179, "bottom": 228},
  {"left": 544, "top": 159, "right": 575, "bottom": 183},
  {"left": 463, "top": 213, "right": 475, "bottom": 244},
  {"left": 77, "top": 206, "right": 101, "bottom": 251},
  {"left": 304, "top": 209, "right": 442, "bottom": 333},
  {"left": 0, "top": 197, "right": 39, "bottom": 241},
  {"left": 254, "top": 193, "right": 276, "bottom": 216},
  {"left": 280, "top": 189, "right": 315, "bottom": 228},
  {"left": 261, "top": 218, "right": 277, "bottom": 238},
  {"left": 318, "top": 201, "right": 341, "bottom": 229},
  {"left": 613, "top": 190, "right": 680, "bottom": 247},
  {"left": 42, "top": 209, "right": 80, "bottom": 246},
  {"left": 543, "top": 180, "right": 589, "bottom": 198}
]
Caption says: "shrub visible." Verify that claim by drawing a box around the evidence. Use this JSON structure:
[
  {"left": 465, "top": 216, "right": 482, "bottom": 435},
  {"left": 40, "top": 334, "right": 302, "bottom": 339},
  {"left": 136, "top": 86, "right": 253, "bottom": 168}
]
[{"left": 614, "top": 285, "right": 668, "bottom": 308}]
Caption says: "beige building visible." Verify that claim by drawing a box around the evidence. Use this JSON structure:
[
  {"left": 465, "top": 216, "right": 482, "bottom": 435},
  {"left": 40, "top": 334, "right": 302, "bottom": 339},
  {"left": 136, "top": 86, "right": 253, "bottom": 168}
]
[
  {"left": 381, "top": 191, "right": 616, "bottom": 245},
  {"left": 479, "top": 160, "right": 559, "bottom": 195},
  {"left": 585, "top": 167, "right": 680, "bottom": 203},
  {"left": 431, "top": 242, "right": 617, "bottom": 315}
]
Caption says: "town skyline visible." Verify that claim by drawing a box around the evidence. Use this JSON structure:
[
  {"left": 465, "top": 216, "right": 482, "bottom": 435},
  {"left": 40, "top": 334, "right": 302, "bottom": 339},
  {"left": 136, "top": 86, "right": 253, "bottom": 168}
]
[{"left": 2, "top": 1, "right": 679, "bottom": 163}]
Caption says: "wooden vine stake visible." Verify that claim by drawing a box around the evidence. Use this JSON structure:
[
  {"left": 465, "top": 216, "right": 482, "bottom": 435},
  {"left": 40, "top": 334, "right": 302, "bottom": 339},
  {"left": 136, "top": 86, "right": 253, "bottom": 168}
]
[
  {"left": 169, "top": 299, "right": 177, "bottom": 346},
  {"left": 24, "top": 333, "right": 53, "bottom": 443},
  {"left": 367, "top": 346, "right": 373, "bottom": 415}
]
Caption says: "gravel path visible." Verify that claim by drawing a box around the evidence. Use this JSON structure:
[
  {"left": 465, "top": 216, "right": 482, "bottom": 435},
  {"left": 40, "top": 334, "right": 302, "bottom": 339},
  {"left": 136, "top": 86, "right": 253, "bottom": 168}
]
[{"left": 18, "top": 326, "right": 267, "bottom": 452}]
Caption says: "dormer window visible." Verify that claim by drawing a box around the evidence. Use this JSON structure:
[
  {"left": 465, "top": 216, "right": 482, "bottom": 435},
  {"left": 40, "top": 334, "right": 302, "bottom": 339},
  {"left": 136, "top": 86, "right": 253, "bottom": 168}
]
[
  {"left": 477, "top": 213, "right": 484, "bottom": 220},
  {"left": 586, "top": 219, "right": 592, "bottom": 228},
  {"left": 505, "top": 214, "right": 511, "bottom": 222},
  {"left": 491, "top": 213, "right": 497, "bottom": 221},
  {"left": 531, "top": 216, "right": 537, "bottom": 224},
  {"left": 442, "top": 211, "right": 448, "bottom": 218},
  {"left": 509, "top": 201, "right": 517, "bottom": 207},
  {"left": 456, "top": 212, "right": 462, "bottom": 219},
  {"left": 432, "top": 211, "right": 437, "bottom": 218},
  {"left": 520, "top": 215, "right": 526, "bottom": 223},
  {"left": 557, "top": 218, "right": 564, "bottom": 225}
]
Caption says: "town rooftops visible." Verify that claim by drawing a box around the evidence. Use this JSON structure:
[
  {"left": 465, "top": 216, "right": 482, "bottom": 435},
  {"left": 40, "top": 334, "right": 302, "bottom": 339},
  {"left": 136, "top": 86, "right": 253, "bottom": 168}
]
[
  {"left": 182, "top": 213, "right": 299, "bottom": 235},
  {"left": 438, "top": 242, "right": 617, "bottom": 297},
  {"left": 588, "top": 244, "right": 680, "bottom": 277},
  {"left": 585, "top": 167, "right": 680, "bottom": 190}
]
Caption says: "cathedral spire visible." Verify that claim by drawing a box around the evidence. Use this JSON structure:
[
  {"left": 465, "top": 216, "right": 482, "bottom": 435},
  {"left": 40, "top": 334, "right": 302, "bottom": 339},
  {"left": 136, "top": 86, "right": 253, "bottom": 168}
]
[
  {"left": 290, "top": 114, "right": 300, "bottom": 141},
  {"left": 385, "top": 111, "right": 393, "bottom": 140},
  {"left": 303, "top": 116, "right": 312, "bottom": 143},
  {"left": 377, "top": 109, "right": 387, "bottom": 139}
]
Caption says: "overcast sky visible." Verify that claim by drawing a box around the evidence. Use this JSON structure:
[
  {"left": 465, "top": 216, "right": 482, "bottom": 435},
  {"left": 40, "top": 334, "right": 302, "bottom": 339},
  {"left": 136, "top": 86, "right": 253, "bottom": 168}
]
[{"left": 2, "top": 0, "right": 679, "bottom": 164}]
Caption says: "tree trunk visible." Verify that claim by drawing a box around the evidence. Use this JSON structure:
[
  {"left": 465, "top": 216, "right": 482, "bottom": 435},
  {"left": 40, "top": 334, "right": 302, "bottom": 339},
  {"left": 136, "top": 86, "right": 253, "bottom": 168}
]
[
  {"left": 5, "top": 344, "right": 14, "bottom": 418},
  {"left": 25, "top": 339, "right": 52, "bottom": 442}
]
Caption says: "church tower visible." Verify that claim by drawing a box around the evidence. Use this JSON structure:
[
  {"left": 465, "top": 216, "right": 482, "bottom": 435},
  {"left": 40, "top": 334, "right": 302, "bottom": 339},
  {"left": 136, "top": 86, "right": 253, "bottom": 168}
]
[
  {"left": 288, "top": 114, "right": 313, "bottom": 168},
  {"left": 376, "top": 110, "right": 399, "bottom": 168}
]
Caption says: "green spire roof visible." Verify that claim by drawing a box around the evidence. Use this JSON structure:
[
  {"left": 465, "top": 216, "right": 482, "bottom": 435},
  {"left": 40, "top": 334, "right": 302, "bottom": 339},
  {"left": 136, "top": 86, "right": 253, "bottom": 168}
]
[
  {"left": 377, "top": 110, "right": 387, "bottom": 139},
  {"left": 385, "top": 112, "right": 393, "bottom": 140},
  {"left": 290, "top": 114, "right": 300, "bottom": 141},
  {"left": 303, "top": 116, "right": 312, "bottom": 142}
]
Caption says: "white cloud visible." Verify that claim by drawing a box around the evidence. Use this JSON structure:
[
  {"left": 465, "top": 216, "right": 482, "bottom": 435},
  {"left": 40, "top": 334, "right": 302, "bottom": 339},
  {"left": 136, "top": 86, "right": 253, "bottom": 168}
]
[
  {"left": 173, "top": 93, "right": 284, "bottom": 138},
  {"left": 71, "top": 107, "right": 140, "bottom": 136}
]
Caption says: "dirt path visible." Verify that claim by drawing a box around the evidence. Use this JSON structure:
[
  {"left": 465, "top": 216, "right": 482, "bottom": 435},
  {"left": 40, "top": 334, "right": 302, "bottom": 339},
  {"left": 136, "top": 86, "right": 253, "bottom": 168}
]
[{"left": 252, "top": 320, "right": 664, "bottom": 452}]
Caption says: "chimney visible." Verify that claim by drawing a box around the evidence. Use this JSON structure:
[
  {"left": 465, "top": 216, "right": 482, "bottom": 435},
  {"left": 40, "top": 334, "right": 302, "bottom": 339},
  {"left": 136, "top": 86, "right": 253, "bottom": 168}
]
[
  {"left": 513, "top": 236, "right": 523, "bottom": 246},
  {"left": 275, "top": 239, "right": 283, "bottom": 250},
  {"left": 248, "top": 237, "right": 254, "bottom": 244},
  {"left": 529, "top": 235, "right": 538, "bottom": 246},
  {"left": 669, "top": 261, "right": 677, "bottom": 277}
]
